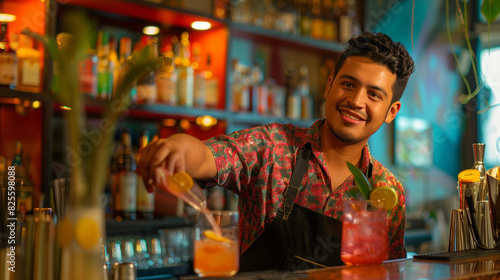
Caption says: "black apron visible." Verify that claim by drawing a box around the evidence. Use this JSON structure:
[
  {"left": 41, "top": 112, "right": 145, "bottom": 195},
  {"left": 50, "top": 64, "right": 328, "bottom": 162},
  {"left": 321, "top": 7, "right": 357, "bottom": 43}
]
[{"left": 239, "top": 144, "right": 344, "bottom": 272}]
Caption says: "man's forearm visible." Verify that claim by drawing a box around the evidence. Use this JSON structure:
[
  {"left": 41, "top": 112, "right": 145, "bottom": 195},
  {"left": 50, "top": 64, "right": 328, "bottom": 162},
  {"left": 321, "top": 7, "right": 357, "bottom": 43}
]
[{"left": 170, "top": 134, "right": 217, "bottom": 179}]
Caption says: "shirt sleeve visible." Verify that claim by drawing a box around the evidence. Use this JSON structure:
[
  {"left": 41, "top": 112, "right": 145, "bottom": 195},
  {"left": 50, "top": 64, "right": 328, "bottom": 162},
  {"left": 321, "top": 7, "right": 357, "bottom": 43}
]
[{"left": 198, "top": 124, "right": 283, "bottom": 194}]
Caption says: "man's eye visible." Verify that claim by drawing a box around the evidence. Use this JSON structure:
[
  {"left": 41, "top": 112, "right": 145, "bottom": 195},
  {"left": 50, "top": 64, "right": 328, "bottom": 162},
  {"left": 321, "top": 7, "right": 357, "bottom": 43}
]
[
  {"left": 369, "top": 92, "right": 382, "bottom": 99},
  {"left": 342, "top": 82, "right": 354, "bottom": 88}
]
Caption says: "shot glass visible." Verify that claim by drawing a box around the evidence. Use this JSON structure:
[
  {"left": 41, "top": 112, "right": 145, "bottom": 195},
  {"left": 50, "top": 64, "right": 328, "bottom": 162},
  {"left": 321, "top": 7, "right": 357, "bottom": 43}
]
[
  {"left": 193, "top": 210, "right": 239, "bottom": 277},
  {"left": 340, "top": 200, "right": 388, "bottom": 266}
]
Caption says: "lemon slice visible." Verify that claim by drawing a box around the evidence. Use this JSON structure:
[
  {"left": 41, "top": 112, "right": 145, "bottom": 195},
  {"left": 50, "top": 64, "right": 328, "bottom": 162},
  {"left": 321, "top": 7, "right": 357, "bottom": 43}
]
[
  {"left": 167, "top": 171, "right": 194, "bottom": 195},
  {"left": 203, "top": 230, "right": 231, "bottom": 243},
  {"left": 369, "top": 186, "right": 398, "bottom": 210},
  {"left": 75, "top": 217, "right": 100, "bottom": 250},
  {"left": 458, "top": 169, "right": 480, "bottom": 183}
]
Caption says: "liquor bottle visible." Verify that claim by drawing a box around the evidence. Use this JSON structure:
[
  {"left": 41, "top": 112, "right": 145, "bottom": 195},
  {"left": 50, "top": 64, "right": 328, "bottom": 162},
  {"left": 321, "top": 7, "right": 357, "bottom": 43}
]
[
  {"left": 204, "top": 53, "right": 219, "bottom": 109},
  {"left": 298, "top": 0, "right": 312, "bottom": 37},
  {"left": 113, "top": 37, "right": 134, "bottom": 100},
  {"left": 109, "top": 36, "right": 119, "bottom": 96},
  {"left": 11, "top": 141, "right": 34, "bottom": 214},
  {"left": 310, "top": 0, "right": 324, "bottom": 40},
  {"left": 16, "top": 34, "right": 41, "bottom": 93},
  {"left": 136, "top": 35, "right": 158, "bottom": 104},
  {"left": 285, "top": 64, "right": 301, "bottom": 119},
  {"left": 156, "top": 45, "right": 177, "bottom": 105},
  {"left": 79, "top": 47, "right": 98, "bottom": 98},
  {"left": 176, "top": 32, "right": 194, "bottom": 107},
  {"left": 192, "top": 42, "right": 206, "bottom": 107},
  {"left": 322, "top": 0, "right": 338, "bottom": 41},
  {"left": 118, "top": 37, "right": 137, "bottom": 102},
  {"left": 0, "top": 21, "right": 17, "bottom": 89},
  {"left": 338, "top": 0, "right": 355, "bottom": 42},
  {"left": 298, "top": 65, "right": 312, "bottom": 119},
  {"left": 111, "top": 131, "right": 138, "bottom": 220},
  {"left": 251, "top": 59, "right": 268, "bottom": 115},
  {"left": 96, "top": 30, "right": 114, "bottom": 99},
  {"left": 231, "top": 58, "right": 250, "bottom": 112},
  {"left": 136, "top": 130, "right": 155, "bottom": 220}
]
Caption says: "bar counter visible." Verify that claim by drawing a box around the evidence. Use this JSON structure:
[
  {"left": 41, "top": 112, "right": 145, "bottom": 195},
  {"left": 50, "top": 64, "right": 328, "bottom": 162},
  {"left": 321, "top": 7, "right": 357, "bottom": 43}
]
[{"left": 178, "top": 252, "right": 500, "bottom": 280}]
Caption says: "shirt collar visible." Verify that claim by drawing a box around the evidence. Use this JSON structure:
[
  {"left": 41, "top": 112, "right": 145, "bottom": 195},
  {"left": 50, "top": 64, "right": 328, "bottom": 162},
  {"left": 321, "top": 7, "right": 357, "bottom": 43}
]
[{"left": 296, "top": 119, "right": 372, "bottom": 176}]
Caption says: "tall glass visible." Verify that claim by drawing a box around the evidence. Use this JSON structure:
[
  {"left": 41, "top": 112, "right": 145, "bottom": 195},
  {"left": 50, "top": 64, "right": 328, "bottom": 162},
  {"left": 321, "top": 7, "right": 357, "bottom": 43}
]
[
  {"left": 194, "top": 210, "right": 239, "bottom": 277},
  {"left": 341, "top": 200, "right": 388, "bottom": 266}
]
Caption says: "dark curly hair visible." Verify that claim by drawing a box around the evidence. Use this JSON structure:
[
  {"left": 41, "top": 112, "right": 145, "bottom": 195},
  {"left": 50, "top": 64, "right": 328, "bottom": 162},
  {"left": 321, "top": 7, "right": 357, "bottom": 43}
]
[{"left": 333, "top": 32, "right": 415, "bottom": 103}]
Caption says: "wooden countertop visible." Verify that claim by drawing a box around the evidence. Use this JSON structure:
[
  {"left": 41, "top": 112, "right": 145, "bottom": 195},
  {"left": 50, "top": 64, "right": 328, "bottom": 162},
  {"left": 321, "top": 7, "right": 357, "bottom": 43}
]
[
  {"left": 306, "top": 254, "right": 500, "bottom": 280},
  {"left": 179, "top": 252, "right": 500, "bottom": 280}
]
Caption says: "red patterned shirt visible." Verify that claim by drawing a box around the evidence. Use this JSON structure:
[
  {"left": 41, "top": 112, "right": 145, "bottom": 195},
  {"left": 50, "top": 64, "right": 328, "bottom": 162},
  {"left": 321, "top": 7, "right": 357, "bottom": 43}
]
[{"left": 201, "top": 119, "right": 406, "bottom": 260}]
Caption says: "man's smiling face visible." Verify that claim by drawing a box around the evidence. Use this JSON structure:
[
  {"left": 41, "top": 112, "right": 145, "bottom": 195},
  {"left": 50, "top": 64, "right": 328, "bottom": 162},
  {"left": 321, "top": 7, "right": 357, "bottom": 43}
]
[{"left": 324, "top": 56, "right": 401, "bottom": 144}]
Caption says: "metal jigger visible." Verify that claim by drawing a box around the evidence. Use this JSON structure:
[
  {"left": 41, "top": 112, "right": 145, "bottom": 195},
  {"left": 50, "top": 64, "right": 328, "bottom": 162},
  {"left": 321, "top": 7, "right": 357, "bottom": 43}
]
[
  {"left": 472, "top": 143, "right": 488, "bottom": 201},
  {"left": 449, "top": 209, "right": 475, "bottom": 251},
  {"left": 486, "top": 167, "right": 500, "bottom": 249},
  {"left": 52, "top": 178, "right": 70, "bottom": 222}
]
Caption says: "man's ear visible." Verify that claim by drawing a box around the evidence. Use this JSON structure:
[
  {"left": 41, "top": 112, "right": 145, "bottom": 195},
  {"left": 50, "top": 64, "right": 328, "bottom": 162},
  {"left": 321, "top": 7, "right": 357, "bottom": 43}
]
[
  {"left": 324, "top": 76, "right": 334, "bottom": 99},
  {"left": 385, "top": 101, "right": 401, "bottom": 123}
]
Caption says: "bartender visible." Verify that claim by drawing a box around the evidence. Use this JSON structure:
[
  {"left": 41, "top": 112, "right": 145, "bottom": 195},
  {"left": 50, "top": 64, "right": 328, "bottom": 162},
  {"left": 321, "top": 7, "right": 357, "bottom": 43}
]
[{"left": 138, "top": 31, "right": 415, "bottom": 271}]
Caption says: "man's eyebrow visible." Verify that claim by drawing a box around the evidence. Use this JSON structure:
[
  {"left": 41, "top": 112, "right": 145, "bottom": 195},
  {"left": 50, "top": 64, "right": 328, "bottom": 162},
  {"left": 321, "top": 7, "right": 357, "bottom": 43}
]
[{"left": 339, "top": 74, "right": 388, "bottom": 98}]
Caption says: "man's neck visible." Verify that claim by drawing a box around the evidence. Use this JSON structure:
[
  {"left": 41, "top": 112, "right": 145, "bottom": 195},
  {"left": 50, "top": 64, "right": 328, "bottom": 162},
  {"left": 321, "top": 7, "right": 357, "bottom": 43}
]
[{"left": 319, "top": 123, "right": 367, "bottom": 168}]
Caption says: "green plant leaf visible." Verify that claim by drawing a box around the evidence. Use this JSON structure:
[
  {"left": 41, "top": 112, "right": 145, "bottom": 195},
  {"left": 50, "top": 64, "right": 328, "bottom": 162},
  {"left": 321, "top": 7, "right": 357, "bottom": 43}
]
[
  {"left": 481, "top": 0, "right": 500, "bottom": 24},
  {"left": 346, "top": 161, "right": 372, "bottom": 200}
]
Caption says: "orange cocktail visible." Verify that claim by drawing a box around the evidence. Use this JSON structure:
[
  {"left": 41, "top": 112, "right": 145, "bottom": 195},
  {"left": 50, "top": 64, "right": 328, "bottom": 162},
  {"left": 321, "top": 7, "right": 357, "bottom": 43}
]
[
  {"left": 194, "top": 210, "right": 239, "bottom": 277},
  {"left": 194, "top": 236, "right": 239, "bottom": 276},
  {"left": 340, "top": 200, "right": 388, "bottom": 266}
]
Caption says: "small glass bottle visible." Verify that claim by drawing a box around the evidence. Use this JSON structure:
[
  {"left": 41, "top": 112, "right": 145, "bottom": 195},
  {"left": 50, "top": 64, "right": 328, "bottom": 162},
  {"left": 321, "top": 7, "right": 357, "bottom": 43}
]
[
  {"left": 156, "top": 46, "right": 177, "bottom": 105},
  {"left": 136, "top": 130, "right": 155, "bottom": 220},
  {"left": 11, "top": 141, "right": 34, "bottom": 214},
  {"left": 16, "top": 34, "right": 41, "bottom": 93},
  {"left": 0, "top": 21, "right": 18, "bottom": 89},
  {"left": 111, "top": 131, "right": 137, "bottom": 220},
  {"left": 136, "top": 35, "right": 158, "bottom": 104}
]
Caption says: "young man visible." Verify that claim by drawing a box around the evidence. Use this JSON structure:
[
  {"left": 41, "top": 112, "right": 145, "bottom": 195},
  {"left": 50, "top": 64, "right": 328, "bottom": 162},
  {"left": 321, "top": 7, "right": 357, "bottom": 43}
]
[{"left": 138, "top": 32, "right": 415, "bottom": 271}]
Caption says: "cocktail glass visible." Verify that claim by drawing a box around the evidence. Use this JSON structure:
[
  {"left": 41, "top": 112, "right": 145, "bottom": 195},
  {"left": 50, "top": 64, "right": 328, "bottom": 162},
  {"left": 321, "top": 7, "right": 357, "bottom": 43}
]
[
  {"left": 340, "top": 200, "right": 388, "bottom": 266},
  {"left": 193, "top": 210, "right": 239, "bottom": 277}
]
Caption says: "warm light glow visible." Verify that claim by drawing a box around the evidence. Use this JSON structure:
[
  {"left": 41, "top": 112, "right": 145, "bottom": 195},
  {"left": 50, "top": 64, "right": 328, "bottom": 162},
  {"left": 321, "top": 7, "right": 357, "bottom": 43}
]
[
  {"left": 60, "top": 105, "right": 72, "bottom": 110},
  {"left": 0, "top": 14, "right": 16, "bottom": 22},
  {"left": 196, "top": 115, "right": 217, "bottom": 130},
  {"left": 180, "top": 119, "right": 191, "bottom": 131},
  {"left": 204, "top": 71, "right": 213, "bottom": 79},
  {"left": 191, "top": 21, "right": 211, "bottom": 30},
  {"left": 32, "top": 101, "right": 41, "bottom": 108},
  {"left": 143, "top": 26, "right": 160, "bottom": 35},
  {"left": 162, "top": 119, "right": 176, "bottom": 127}
]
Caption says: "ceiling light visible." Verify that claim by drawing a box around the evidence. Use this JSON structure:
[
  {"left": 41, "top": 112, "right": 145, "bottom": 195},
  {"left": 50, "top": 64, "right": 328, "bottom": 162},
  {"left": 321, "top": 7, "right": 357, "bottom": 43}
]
[
  {"left": 0, "top": 13, "right": 16, "bottom": 22},
  {"left": 143, "top": 26, "right": 160, "bottom": 35},
  {"left": 191, "top": 21, "right": 211, "bottom": 30}
]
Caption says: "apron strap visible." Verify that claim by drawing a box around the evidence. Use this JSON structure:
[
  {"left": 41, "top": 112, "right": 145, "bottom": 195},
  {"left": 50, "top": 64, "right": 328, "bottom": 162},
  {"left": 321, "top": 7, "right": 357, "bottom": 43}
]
[{"left": 283, "top": 143, "right": 312, "bottom": 220}]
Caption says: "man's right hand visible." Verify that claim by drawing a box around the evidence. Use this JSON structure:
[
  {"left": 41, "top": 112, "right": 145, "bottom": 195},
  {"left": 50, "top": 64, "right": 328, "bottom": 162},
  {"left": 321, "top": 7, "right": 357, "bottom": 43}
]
[{"left": 137, "top": 133, "right": 217, "bottom": 193}]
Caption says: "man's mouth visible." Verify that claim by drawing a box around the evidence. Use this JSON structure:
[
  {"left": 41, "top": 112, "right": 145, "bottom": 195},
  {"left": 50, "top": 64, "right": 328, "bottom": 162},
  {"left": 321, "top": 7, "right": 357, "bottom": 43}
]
[
  {"left": 340, "top": 111, "right": 362, "bottom": 121},
  {"left": 339, "top": 110, "right": 366, "bottom": 123}
]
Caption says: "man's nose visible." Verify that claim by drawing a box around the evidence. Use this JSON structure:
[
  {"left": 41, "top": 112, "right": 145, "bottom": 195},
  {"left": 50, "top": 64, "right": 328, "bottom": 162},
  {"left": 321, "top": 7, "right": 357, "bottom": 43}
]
[{"left": 346, "top": 89, "right": 366, "bottom": 108}]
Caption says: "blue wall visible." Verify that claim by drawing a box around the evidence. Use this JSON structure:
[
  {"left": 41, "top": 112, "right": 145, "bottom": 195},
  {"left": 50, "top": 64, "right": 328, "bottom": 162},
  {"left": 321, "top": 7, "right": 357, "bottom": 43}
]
[{"left": 365, "top": 0, "right": 466, "bottom": 212}]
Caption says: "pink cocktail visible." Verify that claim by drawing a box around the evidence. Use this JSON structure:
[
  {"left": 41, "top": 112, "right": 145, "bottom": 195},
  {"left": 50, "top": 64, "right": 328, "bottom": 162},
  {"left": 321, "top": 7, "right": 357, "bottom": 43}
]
[{"left": 340, "top": 200, "right": 388, "bottom": 265}]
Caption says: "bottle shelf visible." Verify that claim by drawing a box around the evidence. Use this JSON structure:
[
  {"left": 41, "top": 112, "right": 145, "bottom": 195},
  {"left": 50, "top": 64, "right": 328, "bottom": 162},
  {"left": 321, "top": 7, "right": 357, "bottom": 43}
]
[
  {"left": 229, "top": 22, "right": 345, "bottom": 53},
  {"left": 0, "top": 88, "right": 50, "bottom": 103},
  {"left": 106, "top": 216, "right": 191, "bottom": 237},
  {"left": 230, "top": 112, "right": 316, "bottom": 128}
]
